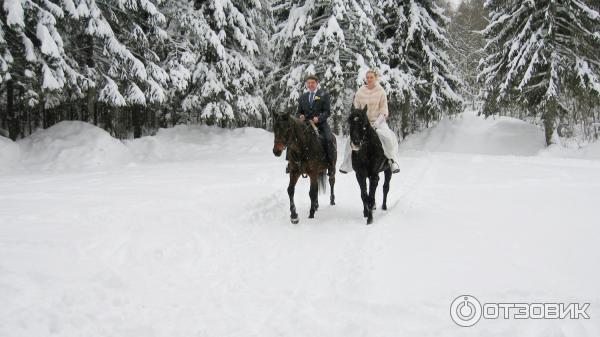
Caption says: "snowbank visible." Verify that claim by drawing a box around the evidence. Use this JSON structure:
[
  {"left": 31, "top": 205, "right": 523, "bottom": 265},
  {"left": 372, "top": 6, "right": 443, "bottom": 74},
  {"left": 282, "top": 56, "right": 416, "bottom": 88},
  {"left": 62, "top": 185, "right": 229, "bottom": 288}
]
[
  {"left": 540, "top": 140, "right": 600, "bottom": 160},
  {"left": 126, "top": 124, "right": 272, "bottom": 163},
  {"left": 17, "top": 121, "right": 131, "bottom": 171},
  {"left": 3, "top": 114, "right": 599, "bottom": 174},
  {"left": 1, "top": 122, "right": 273, "bottom": 173},
  {"left": 583, "top": 141, "right": 600, "bottom": 159},
  {"left": 0, "top": 136, "right": 20, "bottom": 171},
  {"left": 400, "top": 113, "right": 547, "bottom": 156}
]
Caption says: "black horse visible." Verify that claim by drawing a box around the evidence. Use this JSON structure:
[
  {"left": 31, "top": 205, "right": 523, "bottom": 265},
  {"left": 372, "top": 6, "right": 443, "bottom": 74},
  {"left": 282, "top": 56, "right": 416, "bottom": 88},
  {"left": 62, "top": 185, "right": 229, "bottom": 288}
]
[
  {"left": 272, "top": 113, "right": 337, "bottom": 224},
  {"left": 348, "top": 106, "right": 392, "bottom": 225}
]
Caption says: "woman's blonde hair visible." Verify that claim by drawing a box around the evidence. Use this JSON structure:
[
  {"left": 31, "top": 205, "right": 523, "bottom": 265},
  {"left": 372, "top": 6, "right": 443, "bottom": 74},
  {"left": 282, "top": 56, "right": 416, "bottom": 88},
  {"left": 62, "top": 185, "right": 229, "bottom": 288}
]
[{"left": 366, "top": 68, "right": 379, "bottom": 78}]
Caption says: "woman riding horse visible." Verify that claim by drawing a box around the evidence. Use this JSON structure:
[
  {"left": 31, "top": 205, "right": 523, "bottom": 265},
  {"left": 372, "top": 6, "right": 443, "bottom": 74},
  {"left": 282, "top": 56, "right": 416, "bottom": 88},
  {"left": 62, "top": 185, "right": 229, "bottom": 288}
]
[{"left": 339, "top": 69, "right": 401, "bottom": 174}]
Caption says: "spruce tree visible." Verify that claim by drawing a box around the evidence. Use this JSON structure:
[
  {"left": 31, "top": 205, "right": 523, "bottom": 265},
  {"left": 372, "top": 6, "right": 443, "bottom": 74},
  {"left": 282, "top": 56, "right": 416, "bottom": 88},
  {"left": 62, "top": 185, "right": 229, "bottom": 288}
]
[
  {"left": 479, "top": 0, "right": 600, "bottom": 145},
  {"left": 163, "top": 0, "right": 268, "bottom": 128},
  {"left": 377, "top": 0, "right": 462, "bottom": 138},
  {"left": 446, "top": 0, "right": 487, "bottom": 109},
  {"left": 64, "top": 0, "right": 169, "bottom": 138},
  {"left": 1, "top": 0, "right": 86, "bottom": 139}
]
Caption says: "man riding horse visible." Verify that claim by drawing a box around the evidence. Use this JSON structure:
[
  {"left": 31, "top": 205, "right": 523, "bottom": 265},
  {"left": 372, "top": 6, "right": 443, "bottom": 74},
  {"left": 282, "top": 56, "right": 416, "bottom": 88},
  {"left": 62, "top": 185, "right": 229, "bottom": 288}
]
[{"left": 287, "top": 75, "right": 336, "bottom": 176}]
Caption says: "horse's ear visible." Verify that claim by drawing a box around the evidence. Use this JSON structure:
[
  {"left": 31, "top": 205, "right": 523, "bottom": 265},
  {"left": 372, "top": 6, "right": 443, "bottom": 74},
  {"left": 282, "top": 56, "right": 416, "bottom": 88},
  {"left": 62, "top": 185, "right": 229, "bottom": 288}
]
[
  {"left": 273, "top": 112, "right": 288, "bottom": 121},
  {"left": 361, "top": 105, "right": 368, "bottom": 115}
]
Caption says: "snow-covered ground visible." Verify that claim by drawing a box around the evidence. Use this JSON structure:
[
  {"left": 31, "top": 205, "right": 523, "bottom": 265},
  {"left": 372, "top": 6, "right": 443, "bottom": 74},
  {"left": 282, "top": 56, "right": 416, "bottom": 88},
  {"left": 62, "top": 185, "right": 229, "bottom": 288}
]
[{"left": 1, "top": 113, "right": 599, "bottom": 337}]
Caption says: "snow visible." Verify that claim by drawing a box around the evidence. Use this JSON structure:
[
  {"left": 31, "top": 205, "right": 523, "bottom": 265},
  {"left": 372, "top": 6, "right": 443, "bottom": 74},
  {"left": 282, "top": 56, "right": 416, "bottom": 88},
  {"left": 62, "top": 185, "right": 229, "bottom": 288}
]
[
  {"left": 36, "top": 23, "right": 61, "bottom": 58},
  {"left": 3, "top": 0, "right": 24, "bottom": 27},
  {"left": 98, "top": 78, "right": 126, "bottom": 107},
  {"left": 1, "top": 115, "right": 599, "bottom": 337},
  {"left": 16, "top": 121, "right": 131, "bottom": 171},
  {"left": 312, "top": 16, "right": 345, "bottom": 48},
  {"left": 0, "top": 136, "right": 20, "bottom": 172},
  {"left": 42, "top": 63, "right": 61, "bottom": 90},
  {"left": 400, "top": 112, "right": 546, "bottom": 156}
]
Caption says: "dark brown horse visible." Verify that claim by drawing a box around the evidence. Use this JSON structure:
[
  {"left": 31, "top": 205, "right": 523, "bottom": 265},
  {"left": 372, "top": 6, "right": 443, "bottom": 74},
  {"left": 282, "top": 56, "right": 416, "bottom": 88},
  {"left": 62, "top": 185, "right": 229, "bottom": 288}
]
[
  {"left": 348, "top": 106, "right": 392, "bottom": 225},
  {"left": 272, "top": 113, "right": 337, "bottom": 224}
]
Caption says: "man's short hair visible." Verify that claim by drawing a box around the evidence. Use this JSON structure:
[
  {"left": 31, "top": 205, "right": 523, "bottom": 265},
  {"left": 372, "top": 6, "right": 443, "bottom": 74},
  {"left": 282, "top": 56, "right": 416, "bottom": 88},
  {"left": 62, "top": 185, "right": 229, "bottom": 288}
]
[{"left": 305, "top": 75, "right": 319, "bottom": 82}]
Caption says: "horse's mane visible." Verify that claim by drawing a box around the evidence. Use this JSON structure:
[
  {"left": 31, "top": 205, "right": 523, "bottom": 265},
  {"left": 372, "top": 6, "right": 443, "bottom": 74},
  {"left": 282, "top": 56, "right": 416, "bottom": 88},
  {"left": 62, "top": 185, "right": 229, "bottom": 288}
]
[
  {"left": 287, "top": 115, "right": 323, "bottom": 158},
  {"left": 288, "top": 115, "right": 305, "bottom": 129},
  {"left": 288, "top": 115, "right": 317, "bottom": 139}
]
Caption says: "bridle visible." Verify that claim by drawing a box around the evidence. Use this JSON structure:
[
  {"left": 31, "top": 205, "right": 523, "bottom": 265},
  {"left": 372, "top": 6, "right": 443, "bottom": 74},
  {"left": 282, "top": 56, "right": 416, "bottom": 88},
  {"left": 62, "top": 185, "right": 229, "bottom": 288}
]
[
  {"left": 350, "top": 115, "right": 368, "bottom": 150},
  {"left": 274, "top": 116, "right": 315, "bottom": 176},
  {"left": 273, "top": 116, "right": 293, "bottom": 151}
]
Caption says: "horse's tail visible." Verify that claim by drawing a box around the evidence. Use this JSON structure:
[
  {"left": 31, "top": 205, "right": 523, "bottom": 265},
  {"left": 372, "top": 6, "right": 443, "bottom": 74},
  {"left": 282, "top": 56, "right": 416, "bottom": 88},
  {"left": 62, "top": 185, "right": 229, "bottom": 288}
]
[{"left": 318, "top": 172, "right": 327, "bottom": 195}]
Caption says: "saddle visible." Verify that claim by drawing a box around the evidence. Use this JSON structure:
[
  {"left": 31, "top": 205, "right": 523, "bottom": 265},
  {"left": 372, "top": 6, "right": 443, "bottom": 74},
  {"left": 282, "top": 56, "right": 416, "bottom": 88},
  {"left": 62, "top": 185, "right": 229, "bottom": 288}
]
[{"left": 306, "top": 121, "right": 335, "bottom": 161}]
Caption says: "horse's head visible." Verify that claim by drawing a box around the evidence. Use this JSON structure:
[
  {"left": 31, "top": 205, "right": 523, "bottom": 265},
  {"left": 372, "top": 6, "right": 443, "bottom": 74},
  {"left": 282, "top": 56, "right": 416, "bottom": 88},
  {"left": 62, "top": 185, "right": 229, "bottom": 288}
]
[
  {"left": 272, "top": 113, "right": 291, "bottom": 157},
  {"left": 348, "top": 105, "right": 369, "bottom": 151}
]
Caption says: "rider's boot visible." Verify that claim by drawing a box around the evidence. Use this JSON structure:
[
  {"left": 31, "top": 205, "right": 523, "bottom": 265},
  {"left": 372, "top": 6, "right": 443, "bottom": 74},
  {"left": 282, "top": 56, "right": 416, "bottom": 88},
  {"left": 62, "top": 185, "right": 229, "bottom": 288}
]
[{"left": 390, "top": 159, "right": 400, "bottom": 174}]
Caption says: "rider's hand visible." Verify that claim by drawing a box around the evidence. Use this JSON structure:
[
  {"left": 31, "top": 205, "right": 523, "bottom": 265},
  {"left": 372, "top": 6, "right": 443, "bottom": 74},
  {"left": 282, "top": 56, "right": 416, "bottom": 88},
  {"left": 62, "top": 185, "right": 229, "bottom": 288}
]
[
  {"left": 312, "top": 117, "right": 319, "bottom": 124},
  {"left": 299, "top": 115, "right": 305, "bottom": 121}
]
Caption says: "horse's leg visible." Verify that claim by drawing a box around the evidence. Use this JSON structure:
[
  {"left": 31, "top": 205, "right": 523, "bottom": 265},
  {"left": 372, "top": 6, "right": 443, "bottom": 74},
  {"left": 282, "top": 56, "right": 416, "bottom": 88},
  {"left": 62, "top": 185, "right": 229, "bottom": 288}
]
[
  {"left": 308, "top": 173, "right": 318, "bottom": 218},
  {"left": 288, "top": 171, "right": 301, "bottom": 224},
  {"left": 382, "top": 168, "right": 392, "bottom": 211},
  {"left": 356, "top": 173, "right": 369, "bottom": 218},
  {"left": 366, "top": 173, "right": 380, "bottom": 225},
  {"left": 329, "top": 174, "right": 336, "bottom": 206}
]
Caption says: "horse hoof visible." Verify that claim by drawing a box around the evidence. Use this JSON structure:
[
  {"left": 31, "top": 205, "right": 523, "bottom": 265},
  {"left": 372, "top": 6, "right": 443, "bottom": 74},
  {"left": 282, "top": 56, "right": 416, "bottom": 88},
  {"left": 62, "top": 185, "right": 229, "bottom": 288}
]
[
  {"left": 382, "top": 204, "right": 387, "bottom": 211},
  {"left": 367, "top": 217, "right": 373, "bottom": 225},
  {"left": 363, "top": 211, "right": 368, "bottom": 218},
  {"left": 330, "top": 200, "right": 336, "bottom": 206},
  {"left": 309, "top": 214, "right": 315, "bottom": 219},
  {"left": 291, "top": 217, "right": 299, "bottom": 224},
  {"left": 372, "top": 204, "right": 377, "bottom": 210}
]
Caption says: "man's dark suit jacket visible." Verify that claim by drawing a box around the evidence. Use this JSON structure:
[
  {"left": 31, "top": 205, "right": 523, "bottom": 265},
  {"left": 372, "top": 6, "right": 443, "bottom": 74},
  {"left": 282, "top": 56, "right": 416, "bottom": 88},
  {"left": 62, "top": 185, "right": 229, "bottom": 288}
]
[{"left": 296, "top": 89, "right": 331, "bottom": 127}]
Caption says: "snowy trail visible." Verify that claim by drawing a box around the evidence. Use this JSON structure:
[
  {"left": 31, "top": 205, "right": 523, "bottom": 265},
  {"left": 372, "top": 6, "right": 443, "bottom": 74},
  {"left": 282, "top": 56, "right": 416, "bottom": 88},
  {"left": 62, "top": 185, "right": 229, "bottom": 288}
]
[{"left": 1, "top": 116, "right": 600, "bottom": 337}]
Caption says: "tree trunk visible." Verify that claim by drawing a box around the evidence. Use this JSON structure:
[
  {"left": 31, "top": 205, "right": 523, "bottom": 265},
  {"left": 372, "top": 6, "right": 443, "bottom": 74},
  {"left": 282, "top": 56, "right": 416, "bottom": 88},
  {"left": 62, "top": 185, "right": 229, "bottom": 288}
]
[
  {"left": 87, "top": 86, "right": 96, "bottom": 123},
  {"left": 401, "top": 90, "right": 411, "bottom": 139},
  {"left": 7, "top": 80, "right": 19, "bottom": 141},
  {"left": 132, "top": 105, "right": 143, "bottom": 139},
  {"left": 543, "top": 102, "right": 556, "bottom": 146},
  {"left": 85, "top": 35, "right": 95, "bottom": 124}
]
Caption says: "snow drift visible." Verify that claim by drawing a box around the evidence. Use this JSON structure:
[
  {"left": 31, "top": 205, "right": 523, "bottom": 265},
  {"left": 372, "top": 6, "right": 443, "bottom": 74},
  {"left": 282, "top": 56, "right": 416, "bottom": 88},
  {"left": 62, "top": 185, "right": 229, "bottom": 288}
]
[
  {"left": 400, "top": 112, "right": 600, "bottom": 160},
  {"left": 1, "top": 114, "right": 599, "bottom": 175},
  {"left": 126, "top": 124, "right": 272, "bottom": 163},
  {"left": 0, "top": 136, "right": 20, "bottom": 172},
  {"left": 400, "top": 113, "right": 547, "bottom": 156},
  {"left": 16, "top": 121, "right": 132, "bottom": 171}
]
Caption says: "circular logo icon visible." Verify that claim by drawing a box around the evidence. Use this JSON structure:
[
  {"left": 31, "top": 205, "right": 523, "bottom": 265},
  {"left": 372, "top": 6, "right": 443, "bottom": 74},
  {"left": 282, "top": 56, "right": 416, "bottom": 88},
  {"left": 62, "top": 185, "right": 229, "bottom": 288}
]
[{"left": 450, "top": 295, "right": 482, "bottom": 327}]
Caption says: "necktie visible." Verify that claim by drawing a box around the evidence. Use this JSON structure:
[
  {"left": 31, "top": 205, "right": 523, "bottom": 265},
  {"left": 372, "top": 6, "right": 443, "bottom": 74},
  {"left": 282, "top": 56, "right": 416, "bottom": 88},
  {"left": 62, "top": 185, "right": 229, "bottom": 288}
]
[{"left": 309, "top": 92, "right": 315, "bottom": 105}]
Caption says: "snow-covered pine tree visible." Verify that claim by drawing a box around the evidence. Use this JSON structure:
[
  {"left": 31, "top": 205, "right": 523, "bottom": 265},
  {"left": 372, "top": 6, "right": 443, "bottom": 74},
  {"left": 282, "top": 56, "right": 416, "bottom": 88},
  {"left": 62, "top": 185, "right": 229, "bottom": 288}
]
[
  {"left": 62, "top": 0, "right": 169, "bottom": 138},
  {"left": 479, "top": 0, "right": 600, "bottom": 145},
  {"left": 377, "top": 0, "right": 462, "bottom": 138},
  {"left": 1, "top": 0, "right": 86, "bottom": 139},
  {"left": 270, "top": 0, "right": 384, "bottom": 134},
  {"left": 445, "top": 0, "right": 487, "bottom": 109},
  {"left": 163, "top": 0, "right": 268, "bottom": 128}
]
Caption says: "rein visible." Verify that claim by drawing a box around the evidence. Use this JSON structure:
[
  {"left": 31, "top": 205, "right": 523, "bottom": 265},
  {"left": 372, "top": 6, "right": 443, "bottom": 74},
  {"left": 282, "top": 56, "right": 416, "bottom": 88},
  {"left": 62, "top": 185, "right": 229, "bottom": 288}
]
[{"left": 350, "top": 119, "right": 369, "bottom": 150}]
